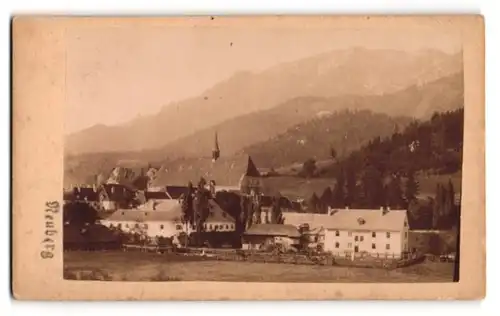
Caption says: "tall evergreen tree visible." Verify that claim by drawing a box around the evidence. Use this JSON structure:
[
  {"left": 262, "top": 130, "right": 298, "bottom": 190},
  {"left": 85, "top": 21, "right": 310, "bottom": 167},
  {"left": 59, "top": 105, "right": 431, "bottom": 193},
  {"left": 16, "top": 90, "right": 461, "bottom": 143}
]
[
  {"left": 332, "top": 166, "right": 346, "bottom": 207},
  {"left": 320, "top": 187, "right": 334, "bottom": 211},
  {"left": 271, "top": 197, "right": 284, "bottom": 224},
  {"left": 441, "top": 179, "right": 455, "bottom": 228},
  {"left": 308, "top": 193, "right": 320, "bottom": 213},
  {"left": 240, "top": 195, "right": 250, "bottom": 230},
  {"left": 193, "top": 178, "right": 210, "bottom": 245},
  {"left": 404, "top": 169, "right": 419, "bottom": 204},
  {"left": 432, "top": 184, "right": 442, "bottom": 229},
  {"left": 386, "top": 175, "right": 404, "bottom": 209},
  {"left": 361, "top": 165, "right": 385, "bottom": 208},
  {"left": 254, "top": 199, "right": 262, "bottom": 225},
  {"left": 181, "top": 182, "right": 195, "bottom": 228},
  {"left": 345, "top": 164, "right": 357, "bottom": 208},
  {"left": 447, "top": 179, "right": 457, "bottom": 226}
]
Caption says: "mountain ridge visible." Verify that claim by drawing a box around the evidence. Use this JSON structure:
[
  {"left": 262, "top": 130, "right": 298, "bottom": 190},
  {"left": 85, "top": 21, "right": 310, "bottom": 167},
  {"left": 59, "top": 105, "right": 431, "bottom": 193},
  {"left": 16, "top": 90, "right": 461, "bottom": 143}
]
[{"left": 65, "top": 48, "right": 462, "bottom": 155}]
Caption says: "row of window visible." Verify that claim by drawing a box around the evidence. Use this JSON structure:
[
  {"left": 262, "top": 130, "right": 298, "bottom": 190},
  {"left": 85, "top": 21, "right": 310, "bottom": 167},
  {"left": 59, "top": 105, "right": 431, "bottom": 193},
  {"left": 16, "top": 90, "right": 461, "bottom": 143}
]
[
  {"left": 335, "top": 242, "right": 391, "bottom": 250},
  {"left": 110, "top": 222, "right": 235, "bottom": 231},
  {"left": 334, "top": 231, "right": 408, "bottom": 239}
]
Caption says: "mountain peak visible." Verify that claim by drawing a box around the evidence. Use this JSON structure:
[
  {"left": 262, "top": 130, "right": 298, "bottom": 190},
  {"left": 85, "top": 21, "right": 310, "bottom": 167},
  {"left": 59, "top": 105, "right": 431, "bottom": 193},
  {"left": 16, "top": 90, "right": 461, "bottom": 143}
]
[{"left": 65, "top": 48, "right": 463, "bottom": 155}]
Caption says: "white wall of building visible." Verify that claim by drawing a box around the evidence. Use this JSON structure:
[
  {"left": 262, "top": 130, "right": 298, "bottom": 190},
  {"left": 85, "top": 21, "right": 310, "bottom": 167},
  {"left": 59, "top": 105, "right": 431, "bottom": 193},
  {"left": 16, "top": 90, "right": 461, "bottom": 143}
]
[
  {"left": 324, "top": 229, "right": 405, "bottom": 258},
  {"left": 100, "top": 219, "right": 236, "bottom": 239},
  {"left": 101, "top": 200, "right": 117, "bottom": 211}
]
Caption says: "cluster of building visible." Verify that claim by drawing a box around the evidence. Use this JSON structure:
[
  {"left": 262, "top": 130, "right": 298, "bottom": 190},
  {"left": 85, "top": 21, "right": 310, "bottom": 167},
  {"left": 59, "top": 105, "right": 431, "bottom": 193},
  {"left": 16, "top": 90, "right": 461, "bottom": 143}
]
[
  {"left": 64, "top": 153, "right": 411, "bottom": 259},
  {"left": 243, "top": 207, "right": 409, "bottom": 259}
]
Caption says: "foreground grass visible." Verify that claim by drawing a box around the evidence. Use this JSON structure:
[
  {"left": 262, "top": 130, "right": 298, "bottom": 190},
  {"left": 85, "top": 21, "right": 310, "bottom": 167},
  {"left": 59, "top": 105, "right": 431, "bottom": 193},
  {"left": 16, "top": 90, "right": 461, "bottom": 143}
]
[{"left": 64, "top": 251, "right": 454, "bottom": 282}]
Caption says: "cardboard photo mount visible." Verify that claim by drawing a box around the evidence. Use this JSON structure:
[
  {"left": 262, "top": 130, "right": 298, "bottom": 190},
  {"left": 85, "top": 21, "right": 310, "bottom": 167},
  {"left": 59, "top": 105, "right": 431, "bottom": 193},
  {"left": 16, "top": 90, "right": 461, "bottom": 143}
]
[{"left": 11, "top": 15, "right": 485, "bottom": 300}]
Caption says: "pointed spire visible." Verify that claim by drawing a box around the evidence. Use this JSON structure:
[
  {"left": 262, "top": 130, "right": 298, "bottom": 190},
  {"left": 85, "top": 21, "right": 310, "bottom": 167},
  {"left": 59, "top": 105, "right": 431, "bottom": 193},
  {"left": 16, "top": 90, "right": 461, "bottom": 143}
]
[
  {"left": 212, "top": 131, "right": 220, "bottom": 162},
  {"left": 245, "top": 156, "right": 260, "bottom": 177}
]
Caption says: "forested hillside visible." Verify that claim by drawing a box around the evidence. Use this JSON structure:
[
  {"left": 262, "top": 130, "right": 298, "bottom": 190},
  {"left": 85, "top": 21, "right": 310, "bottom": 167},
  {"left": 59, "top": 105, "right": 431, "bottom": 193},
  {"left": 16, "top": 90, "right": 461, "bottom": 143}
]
[
  {"left": 305, "top": 108, "right": 463, "bottom": 230},
  {"left": 243, "top": 109, "right": 412, "bottom": 168}
]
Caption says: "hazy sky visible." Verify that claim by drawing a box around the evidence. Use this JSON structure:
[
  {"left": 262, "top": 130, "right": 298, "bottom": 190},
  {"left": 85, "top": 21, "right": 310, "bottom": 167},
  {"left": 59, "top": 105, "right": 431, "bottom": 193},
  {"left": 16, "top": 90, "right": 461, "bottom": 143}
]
[{"left": 65, "top": 21, "right": 461, "bottom": 134}]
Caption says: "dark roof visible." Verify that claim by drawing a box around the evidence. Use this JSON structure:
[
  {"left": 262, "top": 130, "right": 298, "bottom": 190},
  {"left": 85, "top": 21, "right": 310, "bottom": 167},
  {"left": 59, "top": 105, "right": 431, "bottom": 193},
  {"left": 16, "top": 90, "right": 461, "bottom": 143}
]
[
  {"left": 244, "top": 156, "right": 260, "bottom": 177},
  {"left": 244, "top": 224, "right": 301, "bottom": 238},
  {"left": 150, "top": 154, "right": 261, "bottom": 187},
  {"left": 144, "top": 191, "right": 171, "bottom": 200},
  {"left": 71, "top": 187, "right": 99, "bottom": 202},
  {"left": 166, "top": 186, "right": 189, "bottom": 199}
]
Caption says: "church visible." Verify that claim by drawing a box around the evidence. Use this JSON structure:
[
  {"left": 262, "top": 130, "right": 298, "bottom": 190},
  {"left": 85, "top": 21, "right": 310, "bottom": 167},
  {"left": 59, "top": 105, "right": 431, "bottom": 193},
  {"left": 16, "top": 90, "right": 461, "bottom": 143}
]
[{"left": 149, "top": 132, "right": 265, "bottom": 195}]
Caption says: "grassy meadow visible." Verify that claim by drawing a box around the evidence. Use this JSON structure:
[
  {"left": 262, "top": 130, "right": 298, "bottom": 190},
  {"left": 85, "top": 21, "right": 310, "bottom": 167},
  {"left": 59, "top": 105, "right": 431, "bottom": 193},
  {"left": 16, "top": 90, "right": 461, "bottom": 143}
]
[{"left": 64, "top": 251, "right": 454, "bottom": 283}]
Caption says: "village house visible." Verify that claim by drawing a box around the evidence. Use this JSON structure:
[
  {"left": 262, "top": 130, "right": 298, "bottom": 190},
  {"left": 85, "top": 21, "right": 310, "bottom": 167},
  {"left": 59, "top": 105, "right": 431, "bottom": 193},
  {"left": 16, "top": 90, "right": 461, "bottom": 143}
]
[
  {"left": 64, "top": 183, "right": 137, "bottom": 211},
  {"left": 99, "top": 199, "right": 236, "bottom": 239},
  {"left": 97, "top": 183, "right": 137, "bottom": 211},
  {"left": 242, "top": 224, "right": 301, "bottom": 251},
  {"left": 284, "top": 207, "right": 410, "bottom": 258}
]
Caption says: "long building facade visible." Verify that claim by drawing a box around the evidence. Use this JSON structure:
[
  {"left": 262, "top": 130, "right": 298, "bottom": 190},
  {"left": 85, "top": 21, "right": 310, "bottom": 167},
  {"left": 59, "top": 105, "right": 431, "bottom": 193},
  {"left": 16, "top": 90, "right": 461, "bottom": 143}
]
[{"left": 284, "top": 208, "right": 410, "bottom": 258}]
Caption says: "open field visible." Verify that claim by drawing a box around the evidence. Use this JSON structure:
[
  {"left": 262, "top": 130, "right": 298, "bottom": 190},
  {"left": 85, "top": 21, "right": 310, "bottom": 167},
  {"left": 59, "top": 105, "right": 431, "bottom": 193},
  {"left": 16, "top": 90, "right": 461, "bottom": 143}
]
[
  {"left": 262, "top": 170, "right": 461, "bottom": 201},
  {"left": 64, "top": 251, "right": 454, "bottom": 282}
]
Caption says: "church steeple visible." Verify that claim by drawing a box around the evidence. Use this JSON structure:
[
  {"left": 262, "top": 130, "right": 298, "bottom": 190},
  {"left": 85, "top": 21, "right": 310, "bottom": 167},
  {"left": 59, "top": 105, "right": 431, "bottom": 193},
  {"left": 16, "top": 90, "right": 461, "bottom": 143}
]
[{"left": 212, "top": 131, "right": 220, "bottom": 162}]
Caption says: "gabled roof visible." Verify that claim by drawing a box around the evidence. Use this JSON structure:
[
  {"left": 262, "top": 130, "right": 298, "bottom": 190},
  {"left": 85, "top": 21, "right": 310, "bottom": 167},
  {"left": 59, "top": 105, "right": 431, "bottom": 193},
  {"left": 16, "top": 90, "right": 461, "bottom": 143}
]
[
  {"left": 150, "top": 154, "right": 260, "bottom": 187},
  {"left": 103, "top": 199, "right": 235, "bottom": 224},
  {"left": 144, "top": 191, "right": 171, "bottom": 200},
  {"left": 283, "top": 209, "right": 408, "bottom": 232},
  {"left": 244, "top": 224, "right": 301, "bottom": 238},
  {"left": 166, "top": 186, "right": 188, "bottom": 199}
]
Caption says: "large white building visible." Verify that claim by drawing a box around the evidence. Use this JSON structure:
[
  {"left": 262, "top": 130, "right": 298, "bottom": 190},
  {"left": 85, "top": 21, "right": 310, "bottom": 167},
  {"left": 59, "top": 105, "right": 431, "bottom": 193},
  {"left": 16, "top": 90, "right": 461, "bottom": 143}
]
[
  {"left": 99, "top": 199, "right": 236, "bottom": 238},
  {"left": 284, "top": 208, "right": 409, "bottom": 258}
]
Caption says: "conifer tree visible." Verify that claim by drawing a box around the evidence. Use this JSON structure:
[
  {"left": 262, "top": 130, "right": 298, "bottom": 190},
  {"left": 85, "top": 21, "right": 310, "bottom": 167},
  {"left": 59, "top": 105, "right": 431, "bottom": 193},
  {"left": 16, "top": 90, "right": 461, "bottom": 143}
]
[
  {"left": 271, "top": 197, "right": 284, "bottom": 224},
  {"left": 432, "top": 184, "right": 442, "bottom": 229},
  {"left": 320, "top": 186, "right": 334, "bottom": 211},
  {"left": 405, "top": 169, "right": 419, "bottom": 204},
  {"left": 448, "top": 179, "right": 457, "bottom": 224},
  {"left": 308, "top": 193, "right": 320, "bottom": 213},
  {"left": 387, "top": 175, "right": 404, "bottom": 209},
  {"left": 333, "top": 166, "right": 346, "bottom": 207},
  {"left": 345, "top": 164, "right": 357, "bottom": 208}
]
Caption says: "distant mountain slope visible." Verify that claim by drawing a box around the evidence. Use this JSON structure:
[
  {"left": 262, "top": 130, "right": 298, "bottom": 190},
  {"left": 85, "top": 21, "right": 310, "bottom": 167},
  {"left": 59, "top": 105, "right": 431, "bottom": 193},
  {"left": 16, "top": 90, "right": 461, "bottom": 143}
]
[
  {"left": 65, "top": 48, "right": 462, "bottom": 155},
  {"left": 242, "top": 110, "right": 413, "bottom": 168},
  {"left": 156, "top": 72, "right": 463, "bottom": 160}
]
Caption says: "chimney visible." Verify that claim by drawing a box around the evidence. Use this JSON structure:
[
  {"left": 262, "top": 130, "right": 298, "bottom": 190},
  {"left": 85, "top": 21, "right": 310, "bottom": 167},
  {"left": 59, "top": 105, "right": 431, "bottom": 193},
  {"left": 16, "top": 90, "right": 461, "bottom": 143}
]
[
  {"left": 111, "top": 186, "right": 115, "bottom": 194},
  {"left": 93, "top": 184, "right": 97, "bottom": 192}
]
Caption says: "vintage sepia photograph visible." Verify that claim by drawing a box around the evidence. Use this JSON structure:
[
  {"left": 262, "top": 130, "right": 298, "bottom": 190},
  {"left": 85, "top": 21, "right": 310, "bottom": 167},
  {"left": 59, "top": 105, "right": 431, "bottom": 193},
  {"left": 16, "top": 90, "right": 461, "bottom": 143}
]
[
  {"left": 60, "top": 18, "right": 465, "bottom": 284},
  {"left": 12, "top": 16, "right": 486, "bottom": 300}
]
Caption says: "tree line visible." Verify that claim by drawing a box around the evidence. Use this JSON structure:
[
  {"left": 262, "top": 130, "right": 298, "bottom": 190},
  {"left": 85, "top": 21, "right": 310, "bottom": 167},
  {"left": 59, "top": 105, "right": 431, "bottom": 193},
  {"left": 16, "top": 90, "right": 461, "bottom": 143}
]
[
  {"left": 180, "top": 178, "right": 285, "bottom": 245},
  {"left": 300, "top": 108, "right": 463, "bottom": 230}
]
